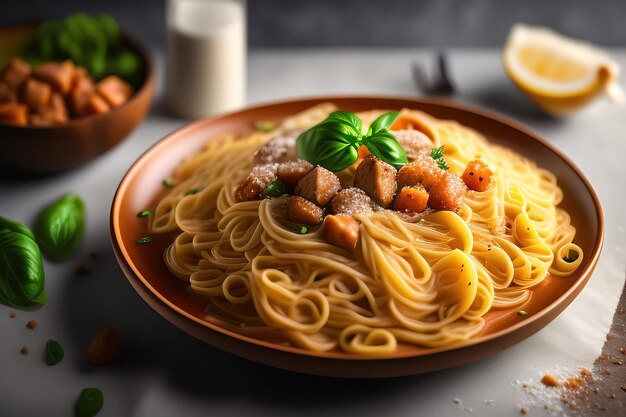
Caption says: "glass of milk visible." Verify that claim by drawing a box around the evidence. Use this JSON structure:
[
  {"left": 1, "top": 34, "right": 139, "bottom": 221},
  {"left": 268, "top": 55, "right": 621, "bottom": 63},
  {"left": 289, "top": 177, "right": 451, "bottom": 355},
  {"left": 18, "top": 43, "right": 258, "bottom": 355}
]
[{"left": 165, "top": 0, "right": 246, "bottom": 119}]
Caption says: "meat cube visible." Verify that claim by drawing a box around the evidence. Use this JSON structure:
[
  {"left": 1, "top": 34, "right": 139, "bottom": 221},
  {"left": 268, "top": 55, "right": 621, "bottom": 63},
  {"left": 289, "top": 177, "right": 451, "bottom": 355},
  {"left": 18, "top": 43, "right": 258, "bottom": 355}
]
[
  {"left": 462, "top": 160, "right": 493, "bottom": 192},
  {"left": 33, "top": 61, "right": 75, "bottom": 94},
  {"left": 393, "top": 186, "right": 429, "bottom": 213},
  {"left": 96, "top": 75, "right": 133, "bottom": 108},
  {"left": 353, "top": 155, "right": 397, "bottom": 208},
  {"left": 294, "top": 166, "right": 341, "bottom": 206},
  {"left": 1, "top": 57, "right": 31, "bottom": 90},
  {"left": 322, "top": 215, "right": 360, "bottom": 251},
  {"left": 22, "top": 78, "right": 52, "bottom": 109},
  {"left": 84, "top": 92, "right": 111, "bottom": 115},
  {"left": 277, "top": 159, "right": 314, "bottom": 191},
  {"left": 33, "top": 93, "right": 69, "bottom": 125},
  {"left": 391, "top": 129, "right": 432, "bottom": 160},
  {"left": 330, "top": 187, "right": 379, "bottom": 216},
  {"left": 428, "top": 174, "right": 466, "bottom": 212},
  {"left": 235, "top": 163, "right": 278, "bottom": 201},
  {"left": 69, "top": 74, "right": 95, "bottom": 117},
  {"left": 0, "top": 102, "right": 28, "bottom": 126},
  {"left": 397, "top": 154, "right": 445, "bottom": 190},
  {"left": 287, "top": 196, "right": 323, "bottom": 225},
  {"left": 0, "top": 81, "right": 16, "bottom": 103},
  {"left": 254, "top": 134, "right": 297, "bottom": 164}
]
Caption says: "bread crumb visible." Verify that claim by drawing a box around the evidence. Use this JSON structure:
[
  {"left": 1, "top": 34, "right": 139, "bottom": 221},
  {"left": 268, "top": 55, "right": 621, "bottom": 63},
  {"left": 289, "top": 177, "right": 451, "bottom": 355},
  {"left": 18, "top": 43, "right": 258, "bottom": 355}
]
[
  {"left": 541, "top": 374, "right": 560, "bottom": 387},
  {"left": 20, "top": 346, "right": 29, "bottom": 354},
  {"left": 520, "top": 405, "right": 528, "bottom": 414},
  {"left": 26, "top": 320, "right": 37, "bottom": 329},
  {"left": 9, "top": 312, "right": 16, "bottom": 318}
]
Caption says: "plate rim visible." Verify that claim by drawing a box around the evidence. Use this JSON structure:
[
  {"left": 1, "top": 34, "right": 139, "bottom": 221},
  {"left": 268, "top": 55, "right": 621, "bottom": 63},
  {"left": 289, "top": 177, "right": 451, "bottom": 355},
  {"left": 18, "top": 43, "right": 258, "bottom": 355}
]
[{"left": 110, "top": 95, "right": 605, "bottom": 362}]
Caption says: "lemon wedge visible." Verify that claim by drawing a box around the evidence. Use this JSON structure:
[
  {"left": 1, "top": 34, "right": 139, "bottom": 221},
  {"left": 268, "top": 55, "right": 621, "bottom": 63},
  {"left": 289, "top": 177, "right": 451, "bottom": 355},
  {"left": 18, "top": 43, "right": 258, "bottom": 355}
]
[{"left": 504, "top": 24, "right": 624, "bottom": 115}]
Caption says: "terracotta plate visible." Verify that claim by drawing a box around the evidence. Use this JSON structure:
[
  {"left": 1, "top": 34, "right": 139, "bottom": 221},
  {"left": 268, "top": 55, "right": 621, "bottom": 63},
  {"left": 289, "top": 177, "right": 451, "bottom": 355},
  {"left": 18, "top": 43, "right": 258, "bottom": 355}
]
[{"left": 110, "top": 97, "right": 603, "bottom": 378}]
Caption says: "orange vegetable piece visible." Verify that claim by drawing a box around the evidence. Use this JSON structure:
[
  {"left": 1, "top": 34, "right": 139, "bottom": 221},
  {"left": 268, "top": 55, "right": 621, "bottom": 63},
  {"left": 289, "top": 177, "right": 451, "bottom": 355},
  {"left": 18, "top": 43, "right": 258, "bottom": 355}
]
[
  {"left": 87, "top": 324, "right": 124, "bottom": 366},
  {"left": 0, "top": 81, "right": 16, "bottom": 103},
  {"left": 69, "top": 75, "right": 95, "bottom": 117},
  {"left": 33, "top": 93, "right": 69, "bottom": 126},
  {"left": 322, "top": 214, "right": 360, "bottom": 251},
  {"left": 23, "top": 78, "right": 52, "bottom": 109},
  {"left": 33, "top": 61, "right": 75, "bottom": 94},
  {"left": 0, "top": 102, "right": 28, "bottom": 126},
  {"left": 428, "top": 174, "right": 466, "bottom": 212},
  {"left": 393, "top": 186, "right": 429, "bottom": 213},
  {"left": 462, "top": 160, "right": 493, "bottom": 191},
  {"left": 96, "top": 75, "right": 133, "bottom": 108},
  {"left": 357, "top": 145, "right": 370, "bottom": 160}
]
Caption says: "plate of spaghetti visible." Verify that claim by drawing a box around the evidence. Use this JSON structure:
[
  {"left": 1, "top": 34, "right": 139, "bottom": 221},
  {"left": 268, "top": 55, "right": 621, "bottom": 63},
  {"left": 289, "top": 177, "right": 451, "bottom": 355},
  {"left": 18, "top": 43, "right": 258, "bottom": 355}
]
[{"left": 111, "top": 97, "right": 603, "bottom": 377}]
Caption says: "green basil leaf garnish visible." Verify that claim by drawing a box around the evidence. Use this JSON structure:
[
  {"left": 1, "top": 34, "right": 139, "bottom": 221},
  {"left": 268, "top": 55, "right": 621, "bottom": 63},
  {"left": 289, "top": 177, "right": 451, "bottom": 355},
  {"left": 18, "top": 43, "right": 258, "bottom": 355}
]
[
  {"left": 367, "top": 111, "right": 399, "bottom": 135},
  {"left": 76, "top": 388, "right": 104, "bottom": 417},
  {"left": 0, "top": 229, "right": 47, "bottom": 307},
  {"left": 363, "top": 131, "right": 408, "bottom": 170},
  {"left": 296, "top": 110, "right": 406, "bottom": 172},
  {"left": 35, "top": 194, "right": 85, "bottom": 261},
  {"left": 0, "top": 216, "right": 36, "bottom": 241},
  {"left": 45, "top": 339, "right": 64, "bottom": 366}
]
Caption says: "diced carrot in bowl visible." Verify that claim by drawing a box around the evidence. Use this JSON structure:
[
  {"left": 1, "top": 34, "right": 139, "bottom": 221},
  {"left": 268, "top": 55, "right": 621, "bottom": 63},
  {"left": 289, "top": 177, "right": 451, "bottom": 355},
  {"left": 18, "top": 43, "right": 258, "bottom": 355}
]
[
  {"left": 85, "top": 92, "right": 111, "bottom": 115},
  {"left": 1, "top": 57, "right": 31, "bottom": 90},
  {"left": 33, "top": 61, "right": 75, "bottom": 94},
  {"left": 23, "top": 78, "right": 52, "bottom": 109},
  {"left": 0, "top": 102, "right": 28, "bottom": 126},
  {"left": 96, "top": 75, "right": 133, "bottom": 108},
  {"left": 462, "top": 160, "right": 493, "bottom": 191}
]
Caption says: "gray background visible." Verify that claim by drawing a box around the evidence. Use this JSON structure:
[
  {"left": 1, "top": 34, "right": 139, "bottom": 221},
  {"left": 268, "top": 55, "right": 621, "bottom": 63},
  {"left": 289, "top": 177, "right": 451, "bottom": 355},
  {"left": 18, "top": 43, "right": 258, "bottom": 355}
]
[{"left": 2, "top": 0, "right": 625, "bottom": 49}]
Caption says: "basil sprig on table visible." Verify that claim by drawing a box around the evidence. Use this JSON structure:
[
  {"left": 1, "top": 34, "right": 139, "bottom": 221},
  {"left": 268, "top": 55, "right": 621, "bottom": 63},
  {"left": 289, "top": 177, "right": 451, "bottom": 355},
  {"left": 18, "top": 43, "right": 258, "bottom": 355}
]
[
  {"left": 45, "top": 339, "right": 65, "bottom": 366},
  {"left": 35, "top": 194, "right": 85, "bottom": 261},
  {"left": 0, "top": 224, "right": 47, "bottom": 308},
  {"left": 296, "top": 111, "right": 408, "bottom": 171}
]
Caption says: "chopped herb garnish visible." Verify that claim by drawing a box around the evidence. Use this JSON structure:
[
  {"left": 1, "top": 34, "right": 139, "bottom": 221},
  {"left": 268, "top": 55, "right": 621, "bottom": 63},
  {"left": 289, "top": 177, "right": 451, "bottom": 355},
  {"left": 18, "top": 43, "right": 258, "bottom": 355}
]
[
  {"left": 563, "top": 250, "right": 579, "bottom": 263},
  {"left": 254, "top": 121, "right": 277, "bottom": 132},
  {"left": 137, "top": 210, "right": 151, "bottom": 218},
  {"left": 137, "top": 236, "right": 152, "bottom": 244},
  {"left": 45, "top": 339, "right": 64, "bottom": 366},
  {"left": 430, "top": 145, "right": 449, "bottom": 171},
  {"left": 184, "top": 188, "right": 199, "bottom": 196},
  {"left": 517, "top": 310, "right": 529, "bottom": 318},
  {"left": 300, "top": 225, "right": 309, "bottom": 234},
  {"left": 162, "top": 178, "right": 177, "bottom": 188},
  {"left": 263, "top": 178, "right": 286, "bottom": 198}
]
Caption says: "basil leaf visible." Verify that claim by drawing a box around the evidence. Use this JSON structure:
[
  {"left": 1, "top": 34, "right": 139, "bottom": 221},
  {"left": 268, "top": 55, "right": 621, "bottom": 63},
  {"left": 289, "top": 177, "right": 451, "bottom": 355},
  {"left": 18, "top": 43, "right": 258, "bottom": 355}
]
[
  {"left": 35, "top": 194, "right": 85, "bottom": 261},
  {"left": 363, "top": 131, "right": 408, "bottom": 170},
  {"left": 45, "top": 339, "right": 64, "bottom": 366},
  {"left": 326, "top": 111, "right": 363, "bottom": 136},
  {"left": 297, "top": 122, "right": 360, "bottom": 172},
  {"left": 76, "top": 388, "right": 103, "bottom": 417},
  {"left": 0, "top": 216, "right": 36, "bottom": 241},
  {"left": 0, "top": 230, "right": 47, "bottom": 307},
  {"left": 368, "top": 111, "right": 399, "bottom": 135}
]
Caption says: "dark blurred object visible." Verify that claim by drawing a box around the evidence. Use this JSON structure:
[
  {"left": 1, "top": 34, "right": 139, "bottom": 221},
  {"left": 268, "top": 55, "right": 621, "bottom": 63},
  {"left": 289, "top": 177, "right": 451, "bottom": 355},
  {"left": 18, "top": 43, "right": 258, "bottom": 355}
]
[
  {"left": 412, "top": 53, "right": 455, "bottom": 96},
  {"left": 1, "top": 0, "right": 624, "bottom": 49},
  {"left": 0, "top": 23, "right": 155, "bottom": 174}
]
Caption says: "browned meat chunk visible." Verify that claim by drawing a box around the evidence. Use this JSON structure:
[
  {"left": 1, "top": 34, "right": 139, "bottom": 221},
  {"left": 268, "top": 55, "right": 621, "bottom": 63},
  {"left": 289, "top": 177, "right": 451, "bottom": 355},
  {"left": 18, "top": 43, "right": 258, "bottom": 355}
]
[
  {"left": 330, "top": 187, "right": 379, "bottom": 216},
  {"left": 277, "top": 159, "right": 314, "bottom": 191},
  {"left": 32, "top": 93, "right": 69, "bottom": 126},
  {"left": 322, "top": 215, "right": 360, "bottom": 251},
  {"left": 84, "top": 92, "right": 111, "bottom": 115},
  {"left": 254, "top": 135, "right": 297, "bottom": 164},
  {"left": 0, "top": 81, "right": 16, "bottom": 103},
  {"left": 22, "top": 78, "right": 52, "bottom": 109},
  {"left": 397, "top": 154, "right": 446, "bottom": 190},
  {"left": 428, "top": 174, "right": 466, "bottom": 212},
  {"left": 235, "top": 163, "right": 278, "bottom": 201},
  {"left": 96, "top": 75, "right": 133, "bottom": 108},
  {"left": 353, "top": 155, "right": 397, "bottom": 208},
  {"left": 391, "top": 129, "right": 432, "bottom": 160},
  {"left": 294, "top": 166, "right": 341, "bottom": 206},
  {"left": 287, "top": 196, "right": 323, "bottom": 225},
  {"left": 394, "top": 185, "right": 429, "bottom": 213},
  {"left": 69, "top": 74, "right": 95, "bottom": 117},
  {"left": 33, "top": 61, "right": 75, "bottom": 94},
  {"left": 1, "top": 58, "right": 31, "bottom": 90}
]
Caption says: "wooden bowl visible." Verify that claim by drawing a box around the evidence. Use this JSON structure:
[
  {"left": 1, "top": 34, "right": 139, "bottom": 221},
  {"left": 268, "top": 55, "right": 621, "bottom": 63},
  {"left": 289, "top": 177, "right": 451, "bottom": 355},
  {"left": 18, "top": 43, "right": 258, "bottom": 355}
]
[
  {"left": 0, "top": 23, "right": 155, "bottom": 174},
  {"left": 110, "top": 97, "right": 604, "bottom": 378}
]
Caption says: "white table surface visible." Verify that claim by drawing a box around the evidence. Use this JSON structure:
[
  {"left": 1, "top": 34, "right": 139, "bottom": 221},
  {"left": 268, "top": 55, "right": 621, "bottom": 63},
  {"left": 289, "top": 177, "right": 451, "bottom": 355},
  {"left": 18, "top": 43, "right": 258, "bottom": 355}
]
[{"left": 1, "top": 48, "right": 625, "bottom": 417}]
